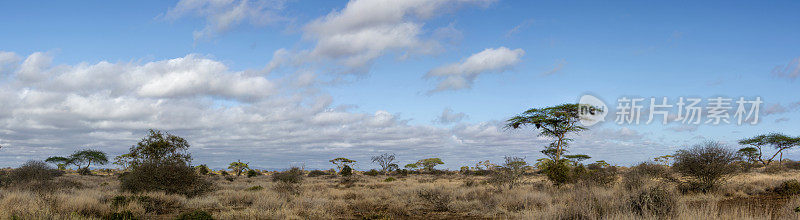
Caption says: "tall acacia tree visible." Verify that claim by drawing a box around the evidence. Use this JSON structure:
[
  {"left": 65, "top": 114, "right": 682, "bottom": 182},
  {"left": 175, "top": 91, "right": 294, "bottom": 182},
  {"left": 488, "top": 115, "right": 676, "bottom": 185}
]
[
  {"left": 506, "top": 103, "right": 598, "bottom": 161},
  {"left": 738, "top": 133, "right": 800, "bottom": 166}
]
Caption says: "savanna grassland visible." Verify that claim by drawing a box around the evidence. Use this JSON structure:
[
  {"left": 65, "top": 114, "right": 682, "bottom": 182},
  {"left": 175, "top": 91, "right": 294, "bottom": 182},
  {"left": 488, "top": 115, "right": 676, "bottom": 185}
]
[{"left": 2, "top": 165, "right": 800, "bottom": 220}]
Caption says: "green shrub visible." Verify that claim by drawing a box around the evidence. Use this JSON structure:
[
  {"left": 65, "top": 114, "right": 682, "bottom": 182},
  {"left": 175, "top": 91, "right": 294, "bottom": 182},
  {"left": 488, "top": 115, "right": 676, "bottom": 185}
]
[
  {"left": 220, "top": 171, "right": 229, "bottom": 176},
  {"left": 340, "top": 165, "right": 353, "bottom": 176},
  {"left": 119, "top": 160, "right": 213, "bottom": 197},
  {"left": 307, "top": 170, "right": 328, "bottom": 177},
  {"left": 772, "top": 180, "right": 800, "bottom": 196},
  {"left": 175, "top": 210, "right": 214, "bottom": 220},
  {"left": 396, "top": 169, "right": 408, "bottom": 176},
  {"left": 364, "top": 169, "right": 380, "bottom": 176},
  {"left": 628, "top": 186, "right": 677, "bottom": 217},
  {"left": 246, "top": 169, "right": 260, "bottom": 178},
  {"left": 383, "top": 177, "right": 396, "bottom": 182},
  {"left": 540, "top": 160, "right": 572, "bottom": 185}
]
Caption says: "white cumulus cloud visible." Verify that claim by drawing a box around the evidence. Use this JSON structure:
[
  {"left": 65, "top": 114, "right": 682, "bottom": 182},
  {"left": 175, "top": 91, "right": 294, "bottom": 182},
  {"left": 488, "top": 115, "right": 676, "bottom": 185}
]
[{"left": 425, "top": 47, "right": 524, "bottom": 93}]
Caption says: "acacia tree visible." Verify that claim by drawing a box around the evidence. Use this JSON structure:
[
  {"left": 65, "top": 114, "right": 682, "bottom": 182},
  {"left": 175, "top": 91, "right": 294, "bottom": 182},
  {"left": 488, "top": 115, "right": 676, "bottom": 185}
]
[
  {"left": 46, "top": 149, "right": 108, "bottom": 174},
  {"left": 414, "top": 158, "right": 444, "bottom": 172},
  {"left": 404, "top": 163, "right": 420, "bottom": 171},
  {"left": 45, "top": 156, "right": 73, "bottom": 170},
  {"left": 506, "top": 104, "right": 598, "bottom": 161},
  {"left": 738, "top": 133, "right": 800, "bottom": 166},
  {"left": 228, "top": 160, "right": 250, "bottom": 176},
  {"left": 371, "top": 153, "right": 396, "bottom": 174},
  {"left": 329, "top": 157, "right": 356, "bottom": 173}
]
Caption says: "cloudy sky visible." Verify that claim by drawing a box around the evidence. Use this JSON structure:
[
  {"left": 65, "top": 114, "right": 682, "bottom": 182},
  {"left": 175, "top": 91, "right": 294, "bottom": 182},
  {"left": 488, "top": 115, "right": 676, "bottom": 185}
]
[{"left": 1, "top": 0, "right": 799, "bottom": 170}]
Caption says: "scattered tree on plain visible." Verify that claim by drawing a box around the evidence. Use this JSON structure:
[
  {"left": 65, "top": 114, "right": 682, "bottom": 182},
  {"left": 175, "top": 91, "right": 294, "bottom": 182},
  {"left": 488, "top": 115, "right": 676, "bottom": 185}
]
[
  {"left": 506, "top": 103, "right": 599, "bottom": 161},
  {"left": 46, "top": 149, "right": 108, "bottom": 174},
  {"left": 228, "top": 160, "right": 250, "bottom": 176},
  {"left": 330, "top": 157, "right": 356, "bottom": 173},
  {"left": 371, "top": 153, "right": 397, "bottom": 174},
  {"left": 738, "top": 133, "right": 800, "bottom": 166}
]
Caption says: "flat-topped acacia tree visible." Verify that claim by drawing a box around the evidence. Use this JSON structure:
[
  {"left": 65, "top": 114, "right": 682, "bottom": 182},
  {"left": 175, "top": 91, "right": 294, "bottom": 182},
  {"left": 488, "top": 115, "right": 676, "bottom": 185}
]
[
  {"left": 506, "top": 103, "right": 598, "bottom": 162},
  {"left": 46, "top": 149, "right": 108, "bottom": 174},
  {"left": 738, "top": 133, "right": 800, "bottom": 166}
]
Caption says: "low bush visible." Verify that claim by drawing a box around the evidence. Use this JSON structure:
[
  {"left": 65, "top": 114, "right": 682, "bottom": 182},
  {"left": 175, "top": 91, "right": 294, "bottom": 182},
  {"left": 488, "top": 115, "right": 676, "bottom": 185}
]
[
  {"left": 622, "top": 162, "right": 667, "bottom": 190},
  {"left": 764, "top": 164, "right": 788, "bottom": 174},
  {"left": 176, "top": 210, "right": 214, "bottom": 220},
  {"left": 1, "top": 160, "right": 63, "bottom": 191},
  {"left": 77, "top": 167, "right": 92, "bottom": 175},
  {"left": 784, "top": 160, "right": 800, "bottom": 170},
  {"left": 224, "top": 176, "right": 235, "bottom": 182},
  {"left": 340, "top": 165, "right": 353, "bottom": 176},
  {"left": 272, "top": 167, "right": 304, "bottom": 194},
  {"left": 539, "top": 160, "right": 572, "bottom": 185},
  {"left": 119, "top": 161, "right": 213, "bottom": 197},
  {"left": 772, "top": 180, "right": 800, "bottom": 196},
  {"left": 307, "top": 170, "right": 328, "bottom": 177},
  {"left": 577, "top": 164, "right": 618, "bottom": 187},
  {"left": 383, "top": 177, "right": 396, "bottom": 182},
  {"left": 672, "top": 141, "right": 739, "bottom": 191},
  {"left": 395, "top": 169, "right": 409, "bottom": 176},
  {"left": 364, "top": 169, "right": 380, "bottom": 176},
  {"left": 272, "top": 167, "right": 304, "bottom": 184},
  {"left": 246, "top": 169, "right": 260, "bottom": 178},
  {"left": 628, "top": 186, "right": 677, "bottom": 217}
]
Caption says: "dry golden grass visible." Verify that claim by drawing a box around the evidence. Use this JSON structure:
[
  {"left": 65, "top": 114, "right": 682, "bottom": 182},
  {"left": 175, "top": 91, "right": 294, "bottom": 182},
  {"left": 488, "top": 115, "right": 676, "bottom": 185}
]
[{"left": 1, "top": 169, "right": 800, "bottom": 219}]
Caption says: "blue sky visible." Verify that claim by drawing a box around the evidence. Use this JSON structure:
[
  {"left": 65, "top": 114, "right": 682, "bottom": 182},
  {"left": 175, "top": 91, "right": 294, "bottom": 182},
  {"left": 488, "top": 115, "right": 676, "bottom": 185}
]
[{"left": 0, "top": 0, "right": 799, "bottom": 170}]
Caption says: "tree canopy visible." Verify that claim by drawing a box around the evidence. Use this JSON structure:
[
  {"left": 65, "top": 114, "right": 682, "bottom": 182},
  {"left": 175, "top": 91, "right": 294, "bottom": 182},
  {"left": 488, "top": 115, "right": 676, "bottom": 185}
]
[
  {"left": 228, "top": 160, "right": 250, "bottom": 176},
  {"left": 330, "top": 157, "right": 356, "bottom": 172},
  {"left": 115, "top": 129, "right": 192, "bottom": 168},
  {"left": 46, "top": 149, "right": 108, "bottom": 172},
  {"left": 506, "top": 104, "right": 600, "bottom": 162},
  {"left": 738, "top": 133, "right": 800, "bottom": 166}
]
